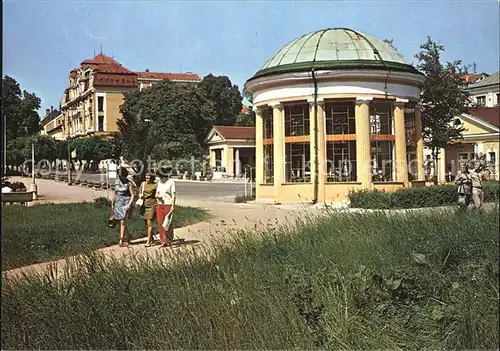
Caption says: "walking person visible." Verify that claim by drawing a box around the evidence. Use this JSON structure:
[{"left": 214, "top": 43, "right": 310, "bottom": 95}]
[
  {"left": 112, "top": 165, "right": 136, "bottom": 246},
  {"left": 455, "top": 165, "right": 471, "bottom": 209},
  {"left": 155, "top": 167, "right": 176, "bottom": 247},
  {"left": 469, "top": 162, "right": 485, "bottom": 210},
  {"left": 138, "top": 172, "right": 158, "bottom": 247}
]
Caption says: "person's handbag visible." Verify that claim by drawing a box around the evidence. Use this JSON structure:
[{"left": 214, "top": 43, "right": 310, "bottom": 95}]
[
  {"left": 135, "top": 182, "right": 145, "bottom": 207},
  {"left": 162, "top": 210, "right": 174, "bottom": 230}
]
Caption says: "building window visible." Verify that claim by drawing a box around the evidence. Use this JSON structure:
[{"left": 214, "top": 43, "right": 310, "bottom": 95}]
[
  {"left": 263, "top": 144, "right": 274, "bottom": 184},
  {"left": 407, "top": 144, "right": 417, "bottom": 181},
  {"left": 285, "top": 142, "right": 310, "bottom": 183},
  {"left": 284, "top": 104, "right": 309, "bottom": 137},
  {"left": 496, "top": 94, "right": 500, "bottom": 106},
  {"left": 98, "top": 116, "right": 104, "bottom": 132},
  {"left": 326, "top": 141, "right": 357, "bottom": 182},
  {"left": 370, "top": 103, "right": 393, "bottom": 134},
  {"left": 404, "top": 103, "right": 416, "bottom": 141},
  {"left": 371, "top": 141, "right": 394, "bottom": 181},
  {"left": 476, "top": 95, "right": 486, "bottom": 106},
  {"left": 263, "top": 108, "right": 273, "bottom": 139},
  {"left": 325, "top": 102, "right": 355, "bottom": 134},
  {"left": 98, "top": 97, "right": 104, "bottom": 112}
]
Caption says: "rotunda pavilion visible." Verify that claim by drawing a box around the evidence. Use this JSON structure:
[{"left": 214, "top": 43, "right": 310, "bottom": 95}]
[{"left": 244, "top": 28, "right": 426, "bottom": 203}]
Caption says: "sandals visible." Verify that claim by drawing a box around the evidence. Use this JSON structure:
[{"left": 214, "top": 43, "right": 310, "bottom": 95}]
[{"left": 119, "top": 238, "right": 130, "bottom": 247}]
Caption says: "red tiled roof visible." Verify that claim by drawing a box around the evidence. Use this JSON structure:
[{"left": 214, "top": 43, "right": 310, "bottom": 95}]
[
  {"left": 241, "top": 105, "right": 249, "bottom": 114},
  {"left": 81, "top": 53, "right": 121, "bottom": 66},
  {"left": 461, "top": 73, "right": 488, "bottom": 84},
  {"left": 468, "top": 107, "right": 500, "bottom": 128},
  {"left": 136, "top": 71, "right": 201, "bottom": 81},
  {"left": 214, "top": 126, "right": 255, "bottom": 140},
  {"left": 93, "top": 73, "right": 138, "bottom": 87},
  {"left": 94, "top": 63, "right": 135, "bottom": 75}
]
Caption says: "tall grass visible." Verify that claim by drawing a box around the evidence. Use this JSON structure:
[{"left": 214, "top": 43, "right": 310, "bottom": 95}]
[
  {"left": 2, "top": 202, "right": 210, "bottom": 270},
  {"left": 2, "top": 209, "right": 498, "bottom": 349}
]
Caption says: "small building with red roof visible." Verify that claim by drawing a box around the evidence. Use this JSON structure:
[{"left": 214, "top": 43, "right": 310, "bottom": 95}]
[{"left": 204, "top": 125, "right": 256, "bottom": 178}]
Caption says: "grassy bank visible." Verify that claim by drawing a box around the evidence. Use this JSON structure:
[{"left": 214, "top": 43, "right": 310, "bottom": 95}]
[
  {"left": 2, "top": 208, "right": 498, "bottom": 349},
  {"left": 2, "top": 202, "right": 210, "bottom": 270}
]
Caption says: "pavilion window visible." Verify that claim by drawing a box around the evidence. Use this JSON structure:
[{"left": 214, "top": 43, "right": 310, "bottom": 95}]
[
  {"left": 263, "top": 144, "right": 274, "bottom": 184},
  {"left": 284, "top": 104, "right": 309, "bottom": 137},
  {"left": 371, "top": 141, "right": 394, "bottom": 182},
  {"left": 325, "top": 102, "right": 356, "bottom": 134},
  {"left": 285, "top": 142, "right": 310, "bottom": 183},
  {"left": 263, "top": 108, "right": 273, "bottom": 139},
  {"left": 326, "top": 141, "right": 357, "bottom": 182},
  {"left": 404, "top": 102, "right": 417, "bottom": 180},
  {"left": 370, "top": 102, "right": 395, "bottom": 182}
]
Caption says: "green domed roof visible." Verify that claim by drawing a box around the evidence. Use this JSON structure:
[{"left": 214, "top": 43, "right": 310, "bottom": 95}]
[{"left": 251, "top": 28, "right": 419, "bottom": 79}]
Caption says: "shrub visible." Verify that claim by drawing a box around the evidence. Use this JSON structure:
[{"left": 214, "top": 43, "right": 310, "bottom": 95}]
[
  {"left": 235, "top": 194, "right": 256, "bottom": 203},
  {"left": 349, "top": 181, "right": 499, "bottom": 209}
]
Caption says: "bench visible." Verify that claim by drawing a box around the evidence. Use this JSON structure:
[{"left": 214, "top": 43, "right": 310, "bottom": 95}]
[{"left": 1, "top": 192, "right": 34, "bottom": 206}]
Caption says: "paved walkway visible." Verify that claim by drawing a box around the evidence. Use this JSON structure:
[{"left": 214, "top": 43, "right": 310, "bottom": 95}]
[{"left": 3, "top": 178, "right": 322, "bottom": 280}]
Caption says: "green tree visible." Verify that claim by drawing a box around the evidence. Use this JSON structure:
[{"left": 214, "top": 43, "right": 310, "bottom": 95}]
[
  {"left": 235, "top": 108, "right": 255, "bottom": 126},
  {"left": 119, "top": 80, "right": 215, "bottom": 163},
  {"left": 414, "top": 37, "right": 469, "bottom": 184},
  {"left": 2, "top": 75, "right": 41, "bottom": 138},
  {"left": 198, "top": 74, "right": 242, "bottom": 126}
]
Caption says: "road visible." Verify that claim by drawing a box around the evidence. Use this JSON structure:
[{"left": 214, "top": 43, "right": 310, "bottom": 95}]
[{"left": 50, "top": 171, "right": 251, "bottom": 202}]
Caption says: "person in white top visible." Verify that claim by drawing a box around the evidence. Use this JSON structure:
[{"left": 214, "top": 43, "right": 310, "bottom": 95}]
[{"left": 155, "top": 167, "right": 176, "bottom": 246}]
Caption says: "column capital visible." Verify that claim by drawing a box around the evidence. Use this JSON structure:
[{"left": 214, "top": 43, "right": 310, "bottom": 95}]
[
  {"left": 414, "top": 102, "right": 423, "bottom": 109},
  {"left": 355, "top": 97, "right": 373, "bottom": 104},
  {"left": 307, "top": 97, "right": 325, "bottom": 104},
  {"left": 268, "top": 102, "right": 283, "bottom": 110},
  {"left": 253, "top": 105, "right": 264, "bottom": 112},
  {"left": 394, "top": 98, "right": 409, "bottom": 107}
]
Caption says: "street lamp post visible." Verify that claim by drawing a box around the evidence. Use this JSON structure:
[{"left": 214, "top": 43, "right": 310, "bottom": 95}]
[{"left": 30, "top": 138, "right": 38, "bottom": 200}]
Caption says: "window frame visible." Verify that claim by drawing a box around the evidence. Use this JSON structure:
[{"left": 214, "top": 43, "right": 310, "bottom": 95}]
[
  {"left": 285, "top": 142, "right": 311, "bottom": 183},
  {"left": 325, "top": 101, "right": 356, "bottom": 135},
  {"left": 326, "top": 140, "right": 357, "bottom": 182},
  {"left": 284, "top": 104, "right": 310, "bottom": 137},
  {"left": 371, "top": 140, "right": 395, "bottom": 182}
]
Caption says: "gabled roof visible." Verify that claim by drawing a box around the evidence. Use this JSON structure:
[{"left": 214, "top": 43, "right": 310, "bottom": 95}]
[
  {"left": 136, "top": 71, "right": 201, "bottom": 81},
  {"left": 205, "top": 125, "right": 256, "bottom": 143},
  {"left": 461, "top": 73, "right": 488, "bottom": 84},
  {"left": 467, "top": 71, "right": 500, "bottom": 89},
  {"left": 93, "top": 73, "right": 137, "bottom": 87},
  {"left": 467, "top": 107, "right": 500, "bottom": 129}
]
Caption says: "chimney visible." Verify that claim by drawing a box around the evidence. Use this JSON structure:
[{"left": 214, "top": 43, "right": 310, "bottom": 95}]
[
  {"left": 51, "top": 105, "right": 54, "bottom": 112},
  {"left": 46, "top": 109, "right": 50, "bottom": 115},
  {"left": 145, "top": 68, "right": 149, "bottom": 72}
]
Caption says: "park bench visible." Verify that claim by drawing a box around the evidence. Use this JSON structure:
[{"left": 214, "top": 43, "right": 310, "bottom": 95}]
[{"left": 1, "top": 192, "right": 34, "bottom": 206}]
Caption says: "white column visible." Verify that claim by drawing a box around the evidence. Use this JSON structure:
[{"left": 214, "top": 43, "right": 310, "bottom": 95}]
[
  {"left": 235, "top": 148, "right": 241, "bottom": 176},
  {"left": 221, "top": 148, "right": 225, "bottom": 171}
]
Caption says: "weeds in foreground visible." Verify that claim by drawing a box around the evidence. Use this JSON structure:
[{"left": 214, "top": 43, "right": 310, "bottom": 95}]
[{"left": 1, "top": 209, "right": 498, "bottom": 349}]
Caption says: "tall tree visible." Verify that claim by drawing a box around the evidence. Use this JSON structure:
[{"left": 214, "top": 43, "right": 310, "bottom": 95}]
[
  {"left": 2, "top": 75, "right": 41, "bottom": 138},
  {"left": 119, "top": 80, "right": 215, "bottom": 163},
  {"left": 414, "top": 37, "right": 470, "bottom": 184},
  {"left": 198, "top": 74, "right": 242, "bottom": 126}
]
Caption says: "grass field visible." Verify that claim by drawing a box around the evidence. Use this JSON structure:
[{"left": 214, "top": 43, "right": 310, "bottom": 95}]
[
  {"left": 2, "top": 202, "right": 210, "bottom": 270},
  {"left": 2, "top": 207, "right": 498, "bottom": 349}
]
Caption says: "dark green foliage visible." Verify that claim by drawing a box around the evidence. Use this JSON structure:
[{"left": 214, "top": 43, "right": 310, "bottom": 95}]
[
  {"left": 118, "top": 80, "right": 215, "bottom": 161},
  {"left": 2, "top": 203, "right": 210, "bottom": 270},
  {"left": 234, "top": 194, "right": 256, "bottom": 203},
  {"left": 414, "top": 38, "right": 470, "bottom": 184},
  {"left": 349, "top": 181, "right": 499, "bottom": 209},
  {"left": 2, "top": 75, "right": 41, "bottom": 139},
  {"left": 199, "top": 74, "right": 243, "bottom": 126},
  {"left": 2, "top": 210, "right": 498, "bottom": 349}
]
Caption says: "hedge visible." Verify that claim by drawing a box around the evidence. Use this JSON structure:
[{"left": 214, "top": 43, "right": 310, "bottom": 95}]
[{"left": 348, "top": 181, "right": 500, "bottom": 209}]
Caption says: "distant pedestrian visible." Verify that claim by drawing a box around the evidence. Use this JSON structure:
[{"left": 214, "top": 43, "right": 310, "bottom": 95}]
[
  {"left": 455, "top": 166, "right": 471, "bottom": 209},
  {"left": 138, "top": 172, "right": 158, "bottom": 247},
  {"left": 112, "top": 165, "right": 136, "bottom": 246},
  {"left": 469, "top": 163, "right": 485, "bottom": 210},
  {"left": 155, "top": 167, "right": 176, "bottom": 247}
]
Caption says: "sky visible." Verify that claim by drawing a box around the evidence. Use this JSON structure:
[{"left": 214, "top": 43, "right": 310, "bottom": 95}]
[{"left": 3, "top": 0, "right": 499, "bottom": 116}]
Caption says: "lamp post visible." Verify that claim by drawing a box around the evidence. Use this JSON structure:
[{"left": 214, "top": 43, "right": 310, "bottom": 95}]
[
  {"left": 67, "top": 137, "right": 72, "bottom": 185},
  {"left": 30, "top": 137, "right": 38, "bottom": 200}
]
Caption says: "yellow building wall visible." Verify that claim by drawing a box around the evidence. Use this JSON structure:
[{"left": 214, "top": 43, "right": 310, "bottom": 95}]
[
  {"left": 277, "top": 183, "right": 314, "bottom": 202},
  {"left": 324, "top": 183, "right": 364, "bottom": 201},
  {"left": 105, "top": 92, "right": 126, "bottom": 132},
  {"left": 460, "top": 119, "right": 495, "bottom": 135},
  {"left": 373, "top": 183, "right": 405, "bottom": 192},
  {"left": 257, "top": 184, "right": 274, "bottom": 199}
]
